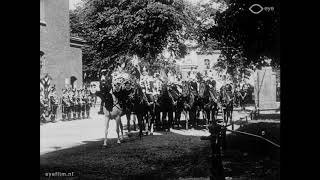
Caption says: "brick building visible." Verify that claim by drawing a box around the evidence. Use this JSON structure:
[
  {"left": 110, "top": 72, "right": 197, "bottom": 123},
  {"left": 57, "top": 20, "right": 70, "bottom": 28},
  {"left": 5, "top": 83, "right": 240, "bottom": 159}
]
[{"left": 40, "top": 0, "right": 85, "bottom": 96}]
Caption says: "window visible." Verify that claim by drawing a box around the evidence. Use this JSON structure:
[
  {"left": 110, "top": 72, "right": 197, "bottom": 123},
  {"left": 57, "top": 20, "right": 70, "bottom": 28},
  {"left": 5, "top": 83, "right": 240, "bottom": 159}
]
[{"left": 204, "top": 59, "right": 210, "bottom": 69}]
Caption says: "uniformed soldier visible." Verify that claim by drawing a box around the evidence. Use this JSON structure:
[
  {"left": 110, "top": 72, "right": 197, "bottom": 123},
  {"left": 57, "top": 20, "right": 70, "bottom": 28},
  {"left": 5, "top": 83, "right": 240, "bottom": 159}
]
[
  {"left": 41, "top": 91, "right": 50, "bottom": 123},
  {"left": 40, "top": 92, "right": 46, "bottom": 124},
  {"left": 80, "top": 89, "right": 86, "bottom": 119},
  {"left": 121, "top": 79, "right": 136, "bottom": 132},
  {"left": 153, "top": 73, "right": 162, "bottom": 96},
  {"left": 48, "top": 87, "right": 59, "bottom": 122},
  {"left": 75, "top": 89, "right": 81, "bottom": 119},
  {"left": 69, "top": 88, "right": 76, "bottom": 120},
  {"left": 61, "top": 89, "right": 70, "bottom": 121},
  {"left": 84, "top": 89, "right": 92, "bottom": 118},
  {"left": 97, "top": 69, "right": 113, "bottom": 115},
  {"left": 98, "top": 76, "right": 113, "bottom": 114}
]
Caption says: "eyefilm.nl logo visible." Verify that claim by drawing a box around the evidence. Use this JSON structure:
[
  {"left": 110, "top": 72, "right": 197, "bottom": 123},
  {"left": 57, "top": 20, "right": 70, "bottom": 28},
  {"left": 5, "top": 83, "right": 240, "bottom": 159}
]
[{"left": 249, "top": 4, "right": 274, "bottom": 14}]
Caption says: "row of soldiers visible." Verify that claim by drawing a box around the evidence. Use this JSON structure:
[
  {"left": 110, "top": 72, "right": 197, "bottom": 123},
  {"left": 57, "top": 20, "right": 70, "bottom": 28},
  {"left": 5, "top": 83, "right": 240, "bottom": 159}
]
[
  {"left": 40, "top": 86, "right": 60, "bottom": 123},
  {"left": 40, "top": 86, "right": 94, "bottom": 124},
  {"left": 61, "top": 88, "right": 94, "bottom": 121}
]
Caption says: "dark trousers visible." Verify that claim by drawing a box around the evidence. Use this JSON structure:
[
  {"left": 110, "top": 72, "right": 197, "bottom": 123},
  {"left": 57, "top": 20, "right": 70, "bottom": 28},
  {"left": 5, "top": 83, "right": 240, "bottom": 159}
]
[
  {"left": 154, "top": 104, "right": 161, "bottom": 130},
  {"left": 85, "top": 104, "right": 91, "bottom": 118},
  {"left": 81, "top": 104, "right": 86, "bottom": 118},
  {"left": 50, "top": 105, "right": 58, "bottom": 121},
  {"left": 99, "top": 100, "right": 104, "bottom": 113},
  {"left": 189, "top": 107, "right": 197, "bottom": 127},
  {"left": 174, "top": 106, "right": 183, "bottom": 127},
  {"left": 162, "top": 106, "right": 173, "bottom": 130}
]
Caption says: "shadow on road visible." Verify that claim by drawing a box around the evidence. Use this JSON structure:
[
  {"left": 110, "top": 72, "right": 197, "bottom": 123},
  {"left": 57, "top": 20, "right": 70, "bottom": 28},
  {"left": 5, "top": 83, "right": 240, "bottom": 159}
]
[
  {"left": 222, "top": 122, "right": 280, "bottom": 179},
  {"left": 40, "top": 120, "right": 280, "bottom": 180},
  {"left": 255, "top": 113, "right": 280, "bottom": 120},
  {"left": 40, "top": 131, "right": 212, "bottom": 180}
]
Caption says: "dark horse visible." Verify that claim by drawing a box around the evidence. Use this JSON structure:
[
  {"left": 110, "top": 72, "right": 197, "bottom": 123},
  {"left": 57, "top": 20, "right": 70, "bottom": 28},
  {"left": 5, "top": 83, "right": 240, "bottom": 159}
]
[
  {"left": 130, "top": 82, "right": 153, "bottom": 138},
  {"left": 158, "top": 82, "right": 175, "bottom": 131},
  {"left": 198, "top": 81, "right": 213, "bottom": 126},
  {"left": 219, "top": 84, "right": 234, "bottom": 125},
  {"left": 168, "top": 83, "right": 183, "bottom": 128}
]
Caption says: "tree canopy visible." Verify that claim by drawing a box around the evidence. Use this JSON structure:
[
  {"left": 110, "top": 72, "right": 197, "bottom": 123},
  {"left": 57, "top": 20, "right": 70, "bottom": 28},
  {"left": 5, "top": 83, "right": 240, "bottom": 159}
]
[
  {"left": 200, "top": 0, "right": 280, "bottom": 68},
  {"left": 70, "top": 0, "right": 197, "bottom": 81},
  {"left": 70, "top": 0, "right": 280, "bottom": 83}
]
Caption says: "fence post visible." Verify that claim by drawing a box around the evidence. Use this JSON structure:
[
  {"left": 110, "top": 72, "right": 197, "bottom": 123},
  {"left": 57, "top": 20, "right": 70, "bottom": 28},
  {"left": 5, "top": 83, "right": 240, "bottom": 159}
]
[{"left": 208, "top": 123, "right": 226, "bottom": 180}]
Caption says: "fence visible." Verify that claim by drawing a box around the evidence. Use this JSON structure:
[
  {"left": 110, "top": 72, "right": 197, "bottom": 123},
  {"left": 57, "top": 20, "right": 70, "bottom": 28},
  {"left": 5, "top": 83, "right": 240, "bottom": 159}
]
[{"left": 200, "top": 120, "right": 280, "bottom": 180}]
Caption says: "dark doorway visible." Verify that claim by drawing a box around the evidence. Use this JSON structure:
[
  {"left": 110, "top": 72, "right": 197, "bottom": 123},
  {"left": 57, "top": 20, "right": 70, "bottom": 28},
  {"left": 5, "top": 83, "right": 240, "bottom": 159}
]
[{"left": 70, "top": 76, "right": 77, "bottom": 89}]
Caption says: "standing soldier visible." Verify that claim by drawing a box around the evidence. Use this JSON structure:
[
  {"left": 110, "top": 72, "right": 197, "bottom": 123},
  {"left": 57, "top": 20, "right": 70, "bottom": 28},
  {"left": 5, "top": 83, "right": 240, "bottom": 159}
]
[
  {"left": 61, "top": 89, "right": 70, "bottom": 121},
  {"left": 84, "top": 89, "right": 92, "bottom": 118},
  {"left": 49, "top": 87, "right": 59, "bottom": 122},
  {"left": 69, "top": 88, "right": 76, "bottom": 120},
  {"left": 40, "top": 91, "right": 46, "bottom": 124},
  {"left": 41, "top": 92, "right": 50, "bottom": 123},
  {"left": 75, "top": 89, "right": 81, "bottom": 119},
  {"left": 80, "top": 89, "right": 86, "bottom": 119}
]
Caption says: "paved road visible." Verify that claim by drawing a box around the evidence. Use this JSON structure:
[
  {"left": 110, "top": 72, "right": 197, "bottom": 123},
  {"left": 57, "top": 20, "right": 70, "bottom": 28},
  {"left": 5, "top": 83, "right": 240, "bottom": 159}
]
[
  {"left": 40, "top": 106, "right": 254, "bottom": 155},
  {"left": 40, "top": 107, "right": 129, "bottom": 155}
]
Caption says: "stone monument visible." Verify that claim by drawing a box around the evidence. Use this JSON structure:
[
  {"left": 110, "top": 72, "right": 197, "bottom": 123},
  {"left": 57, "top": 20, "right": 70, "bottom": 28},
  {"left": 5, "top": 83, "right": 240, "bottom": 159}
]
[{"left": 254, "top": 67, "right": 279, "bottom": 110}]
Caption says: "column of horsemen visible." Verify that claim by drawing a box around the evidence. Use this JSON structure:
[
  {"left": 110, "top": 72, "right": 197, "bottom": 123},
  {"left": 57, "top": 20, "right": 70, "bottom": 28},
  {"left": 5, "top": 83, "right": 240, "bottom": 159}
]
[
  {"left": 40, "top": 68, "right": 251, "bottom": 128},
  {"left": 96, "top": 67, "right": 251, "bottom": 133}
]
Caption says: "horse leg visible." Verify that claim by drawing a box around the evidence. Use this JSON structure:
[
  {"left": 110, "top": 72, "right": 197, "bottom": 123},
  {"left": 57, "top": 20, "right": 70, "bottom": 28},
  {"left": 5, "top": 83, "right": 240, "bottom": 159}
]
[
  {"left": 168, "top": 109, "right": 174, "bottom": 131},
  {"left": 223, "top": 108, "right": 227, "bottom": 126},
  {"left": 184, "top": 111, "right": 189, "bottom": 130},
  {"left": 150, "top": 116, "right": 154, "bottom": 135},
  {"left": 103, "top": 110, "right": 111, "bottom": 147},
  {"left": 137, "top": 114, "right": 143, "bottom": 139},
  {"left": 145, "top": 113, "right": 149, "bottom": 135},
  {"left": 126, "top": 113, "right": 131, "bottom": 133},
  {"left": 205, "top": 109, "right": 210, "bottom": 127},
  {"left": 150, "top": 109, "right": 155, "bottom": 135},
  {"left": 212, "top": 108, "right": 216, "bottom": 123},
  {"left": 119, "top": 116, "right": 124, "bottom": 140},
  {"left": 132, "top": 114, "right": 137, "bottom": 131},
  {"left": 115, "top": 116, "right": 121, "bottom": 144},
  {"left": 176, "top": 110, "right": 181, "bottom": 128}
]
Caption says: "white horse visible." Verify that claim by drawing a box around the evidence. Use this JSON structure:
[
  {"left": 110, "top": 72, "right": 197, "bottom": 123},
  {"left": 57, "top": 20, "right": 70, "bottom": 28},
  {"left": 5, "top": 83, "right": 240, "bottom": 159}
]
[{"left": 103, "top": 89, "right": 125, "bottom": 147}]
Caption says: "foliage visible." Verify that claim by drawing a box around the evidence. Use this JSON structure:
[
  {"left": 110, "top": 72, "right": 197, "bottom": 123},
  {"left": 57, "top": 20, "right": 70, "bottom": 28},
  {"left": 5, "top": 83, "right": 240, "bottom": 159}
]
[
  {"left": 196, "top": 0, "right": 280, "bottom": 79},
  {"left": 70, "top": 0, "right": 197, "bottom": 82}
]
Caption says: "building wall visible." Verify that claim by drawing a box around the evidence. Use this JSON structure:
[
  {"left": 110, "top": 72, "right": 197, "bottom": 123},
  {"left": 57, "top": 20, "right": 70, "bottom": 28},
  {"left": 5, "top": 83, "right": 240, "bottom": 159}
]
[
  {"left": 40, "top": 0, "right": 82, "bottom": 96},
  {"left": 178, "top": 50, "right": 220, "bottom": 80}
]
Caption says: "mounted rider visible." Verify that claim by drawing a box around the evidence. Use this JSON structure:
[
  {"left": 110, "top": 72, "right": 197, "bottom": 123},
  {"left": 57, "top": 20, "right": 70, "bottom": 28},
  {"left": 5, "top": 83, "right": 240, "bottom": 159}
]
[{"left": 97, "top": 69, "right": 113, "bottom": 113}]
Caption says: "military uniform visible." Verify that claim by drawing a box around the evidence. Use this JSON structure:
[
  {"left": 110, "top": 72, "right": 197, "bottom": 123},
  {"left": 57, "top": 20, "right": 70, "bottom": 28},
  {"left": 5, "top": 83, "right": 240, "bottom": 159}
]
[
  {"left": 49, "top": 89, "right": 59, "bottom": 122},
  {"left": 84, "top": 90, "right": 92, "bottom": 118},
  {"left": 96, "top": 78, "right": 113, "bottom": 113},
  {"left": 78, "top": 89, "right": 85, "bottom": 119},
  {"left": 40, "top": 94, "right": 46, "bottom": 123},
  {"left": 75, "top": 90, "right": 81, "bottom": 119},
  {"left": 61, "top": 89, "right": 71, "bottom": 121},
  {"left": 69, "top": 89, "right": 76, "bottom": 120}
]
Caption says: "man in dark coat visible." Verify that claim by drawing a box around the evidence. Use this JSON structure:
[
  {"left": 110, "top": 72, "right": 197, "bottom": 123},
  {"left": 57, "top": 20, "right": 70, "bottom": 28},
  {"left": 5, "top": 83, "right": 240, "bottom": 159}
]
[{"left": 97, "top": 78, "right": 113, "bottom": 114}]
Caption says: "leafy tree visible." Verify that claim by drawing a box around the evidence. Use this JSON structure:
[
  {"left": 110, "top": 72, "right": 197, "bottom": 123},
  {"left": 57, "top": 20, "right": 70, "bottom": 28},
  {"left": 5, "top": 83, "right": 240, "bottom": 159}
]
[
  {"left": 71, "top": 0, "right": 196, "bottom": 81},
  {"left": 196, "top": 0, "right": 280, "bottom": 80}
]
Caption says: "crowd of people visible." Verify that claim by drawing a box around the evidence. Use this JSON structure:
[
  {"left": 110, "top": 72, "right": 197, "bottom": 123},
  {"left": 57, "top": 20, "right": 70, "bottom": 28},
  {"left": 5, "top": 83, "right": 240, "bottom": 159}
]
[
  {"left": 40, "top": 66, "right": 253, "bottom": 129},
  {"left": 40, "top": 85, "right": 95, "bottom": 124}
]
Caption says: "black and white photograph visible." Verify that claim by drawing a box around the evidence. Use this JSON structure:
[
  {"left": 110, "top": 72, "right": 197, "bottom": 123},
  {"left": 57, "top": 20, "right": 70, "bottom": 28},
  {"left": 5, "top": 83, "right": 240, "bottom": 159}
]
[{"left": 40, "top": 0, "right": 280, "bottom": 179}]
